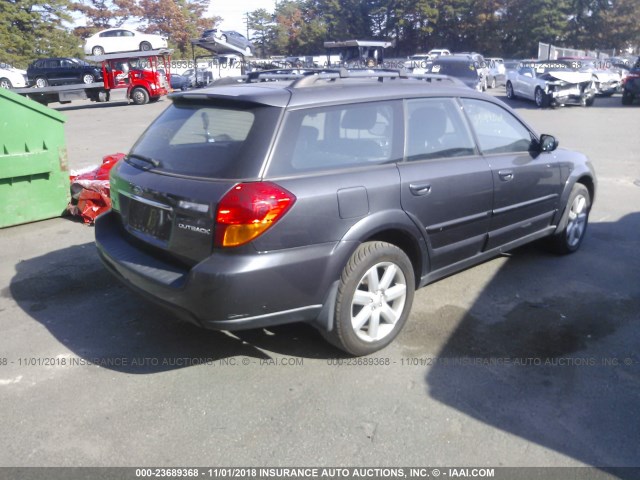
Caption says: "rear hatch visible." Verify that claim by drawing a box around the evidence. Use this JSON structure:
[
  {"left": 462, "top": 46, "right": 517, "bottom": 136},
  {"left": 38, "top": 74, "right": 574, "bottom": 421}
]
[{"left": 109, "top": 94, "right": 286, "bottom": 264}]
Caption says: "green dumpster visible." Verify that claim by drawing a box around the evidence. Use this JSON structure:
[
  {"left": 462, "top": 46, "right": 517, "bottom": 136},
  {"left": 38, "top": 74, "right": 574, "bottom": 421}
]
[{"left": 0, "top": 88, "right": 70, "bottom": 228}]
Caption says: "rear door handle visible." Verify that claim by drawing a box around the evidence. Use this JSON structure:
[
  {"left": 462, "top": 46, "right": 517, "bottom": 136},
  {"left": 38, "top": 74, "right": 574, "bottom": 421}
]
[
  {"left": 409, "top": 183, "right": 432, "bottom": 196},
  {"left": 498, "top": 170, "right": 514, "bottom": 181}
]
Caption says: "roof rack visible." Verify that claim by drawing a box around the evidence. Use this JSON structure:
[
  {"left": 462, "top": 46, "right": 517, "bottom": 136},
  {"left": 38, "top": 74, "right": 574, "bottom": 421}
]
[{"left": 212, "top": 67, "right": 467, "bottom": 89}]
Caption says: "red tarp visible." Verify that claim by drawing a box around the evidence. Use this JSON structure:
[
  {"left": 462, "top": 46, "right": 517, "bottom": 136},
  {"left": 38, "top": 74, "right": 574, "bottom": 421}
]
[{"left": 67, "top": 153, "right": 124, "bottom": 224}]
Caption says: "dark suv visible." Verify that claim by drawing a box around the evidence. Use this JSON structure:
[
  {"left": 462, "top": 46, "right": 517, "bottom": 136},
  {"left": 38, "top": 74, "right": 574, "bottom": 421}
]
[
  {"left": 622, "top": 56, "right": 640, "bottom": 105},
  {"left": 27, "top": 57, "right": 102, "bottom": 88},
  {"left": 96, "top": 69, "right": 596, "bottom": 355}
]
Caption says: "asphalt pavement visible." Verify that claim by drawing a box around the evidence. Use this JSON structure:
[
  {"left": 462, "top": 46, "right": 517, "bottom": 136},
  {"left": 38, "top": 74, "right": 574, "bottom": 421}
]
[{"left": 0, "top": 89, "right": 639, "bottom": 473}]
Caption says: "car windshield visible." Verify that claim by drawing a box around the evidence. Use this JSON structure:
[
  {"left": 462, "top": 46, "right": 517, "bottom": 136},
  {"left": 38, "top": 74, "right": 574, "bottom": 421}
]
[
  {"left": 427, "top": 61, "right": 477, "bottom": 77},
  {"left": 128, "top": 100, "right": 281, "bottom": 179}
]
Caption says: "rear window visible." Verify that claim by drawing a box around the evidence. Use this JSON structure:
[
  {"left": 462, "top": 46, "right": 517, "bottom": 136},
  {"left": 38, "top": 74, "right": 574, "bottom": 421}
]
[
  {"left": 427, "top": 62, "right": 477, "bottom": 77},
  {"left": 128, "top": 101, "right": 281, "bottom": 179}
]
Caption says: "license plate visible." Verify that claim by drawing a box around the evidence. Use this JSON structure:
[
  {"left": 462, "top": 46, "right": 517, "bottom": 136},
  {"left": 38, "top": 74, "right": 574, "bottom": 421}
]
[{"left": 128, "top": 199, "right": 172, "bottom": 241}]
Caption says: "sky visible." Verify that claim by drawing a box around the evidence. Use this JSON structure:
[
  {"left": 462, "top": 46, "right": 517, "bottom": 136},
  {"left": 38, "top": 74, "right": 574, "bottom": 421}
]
[{"left": 208, "top": 0, "right": 277, "bottom": 37}]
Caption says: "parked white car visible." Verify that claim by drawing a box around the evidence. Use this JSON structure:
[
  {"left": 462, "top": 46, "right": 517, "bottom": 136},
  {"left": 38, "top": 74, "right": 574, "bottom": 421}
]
[
  {"left": 427, "top": 48, "right": 451, "bottom": 57},
  {"left": 0, "top": 63, "right": 27, "bottom": 88},
  {"left": 83, "top": 28, "right": 167, "bottom": 56},
  {"left": 506, "top": 60, "right": 596, "bottom": 108},
  {"left": 404, "top": 53, "right": 431, "bottom": 70}
]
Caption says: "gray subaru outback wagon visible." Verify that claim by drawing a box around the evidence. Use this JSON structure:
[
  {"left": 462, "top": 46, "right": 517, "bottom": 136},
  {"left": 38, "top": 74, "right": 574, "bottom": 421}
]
[{"left": 96, "top": 69, "right": 596, "bottom": 356}]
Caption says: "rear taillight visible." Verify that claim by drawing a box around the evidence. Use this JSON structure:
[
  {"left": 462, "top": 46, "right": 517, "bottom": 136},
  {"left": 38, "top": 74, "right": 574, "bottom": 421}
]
[{"left": 215, "top": 182, "right": 295, "bottom": 247}]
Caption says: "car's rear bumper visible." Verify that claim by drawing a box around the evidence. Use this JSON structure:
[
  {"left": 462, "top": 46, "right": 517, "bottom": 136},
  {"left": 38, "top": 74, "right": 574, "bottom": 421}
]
[{"left": 95, "top": 211, "right": 348, "bottom": 331}]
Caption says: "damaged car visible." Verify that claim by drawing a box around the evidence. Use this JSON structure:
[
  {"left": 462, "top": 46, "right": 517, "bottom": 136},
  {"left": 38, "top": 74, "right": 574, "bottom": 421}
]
[
  {"left": 558, "top": 57, "right": 622, "bottom": 96},
  {"left": 506, "top": 60, "right": 596, "bottom": 108}
]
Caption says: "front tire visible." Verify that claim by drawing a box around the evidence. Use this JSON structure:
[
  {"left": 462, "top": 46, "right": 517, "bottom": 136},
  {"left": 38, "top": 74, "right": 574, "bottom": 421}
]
[
  {"left": 92, "top": 46, "right": 105, "bottom": 56},
  {"left": 546, "top": 184, "right": 591, "bottom": 254},
  {"left": 82, "top": 74, "right": 95, "bottom": 84},
  {"left": 0, "top": 77, "right": 12, "bottom": 89},
  {"left": 324, "top": 241, "right": 415, "bottom": 356},
  {"left": 130, "top": 87, "right": 149, "bottom": 105},
  {"left": 140, "top": 41, "right": 152, "bottom": 51},
  {"left": 35, "top": 77, "right": 48, "bottom": 88},
  {"left": 581, "top": 94, "right": 595, "bottom": 107},
  {"left": 490, "top": 77, "right": 496, "bottom": 89},
  {"left": 621, "top": 90, "right": 633, "bottom": 105},
  {"left": 506, "top": 81, "right": 516, "bottom": 99},
  {"left": 535, "top": 87, "right": 549, "bottom": 108}
]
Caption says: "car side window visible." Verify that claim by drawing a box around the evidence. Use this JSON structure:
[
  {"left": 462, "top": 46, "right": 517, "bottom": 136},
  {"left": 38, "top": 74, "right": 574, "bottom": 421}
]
[
  {"left": 269, "top": 102, "right": 397, "bottom": 175},
  {"left": 461, "top": 98, "right": 533, "bottom": 154},
  {"left": 122, "top": 30, "right": 134, "bottom": 37},
  {"left": 405, "top": 98, "right": 476, "bottom": 161}
]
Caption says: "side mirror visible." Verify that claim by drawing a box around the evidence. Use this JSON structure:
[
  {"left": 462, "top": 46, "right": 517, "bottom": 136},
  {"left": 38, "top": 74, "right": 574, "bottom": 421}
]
[{"left": 539, "top": 134, "right": 558, "bottom": 152}]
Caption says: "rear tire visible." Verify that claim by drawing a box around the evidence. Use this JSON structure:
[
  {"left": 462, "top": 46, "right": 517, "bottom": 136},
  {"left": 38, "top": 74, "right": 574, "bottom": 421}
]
[
  {"left": 490, "top": 77, "right": 496, "bottom": 89},
  {"left": 140, "top": 41, "right": 152, "bottom": 51},
  {"left": 323, "top": 241, "right": 415, "bottom": 356},
  {"left": 546, "top": 184, "right": 591, "bottom": 254},
  {"left": 92, "top": 46, "right": 105, "bottom": 56},
  {"left": 0, "top": 77, "right": 12, "bottom": 89},
  {"left": 82, "top": 74, "right": 95, "bottom": 84},
  {"left": 621, "top": 90, "right": 633, "bottom": 105},
  {"left": 131, "top": 87, "right": 149, "bottom": 105}
]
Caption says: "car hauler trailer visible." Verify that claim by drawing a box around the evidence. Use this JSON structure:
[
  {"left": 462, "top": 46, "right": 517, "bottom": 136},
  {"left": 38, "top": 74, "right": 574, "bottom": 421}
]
[
  {"left": 188, "top": 35, "right": 253, "bottom": 87},
  {"left": 11, "top": 49, "right": 172, "bottom": 106},
  {"left": 324, "top": 40, "right": 394, "bottom": 68},
  {"left": 10, "top": 82, "right": 108, "bottom": 106}
]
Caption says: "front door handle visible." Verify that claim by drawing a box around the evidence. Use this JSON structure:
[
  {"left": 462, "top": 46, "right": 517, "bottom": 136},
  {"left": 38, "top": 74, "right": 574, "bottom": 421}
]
[
  {"left": 409, "top": 183, "right": 432, "bottom": 196},
  {"left": 498, "top": 170, "right": 514, "bottom": 181}
]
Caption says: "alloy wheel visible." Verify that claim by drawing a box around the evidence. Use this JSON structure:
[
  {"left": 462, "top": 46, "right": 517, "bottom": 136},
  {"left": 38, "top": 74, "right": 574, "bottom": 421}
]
[{"left": 350, "top": 261, "right": 407, "bottom": 343}]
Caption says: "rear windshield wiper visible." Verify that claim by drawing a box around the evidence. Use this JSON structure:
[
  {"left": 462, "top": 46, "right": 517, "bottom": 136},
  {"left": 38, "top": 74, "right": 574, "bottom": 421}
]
[{"left": 127, "top": 153, "right": 161, "bottom": 168}]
